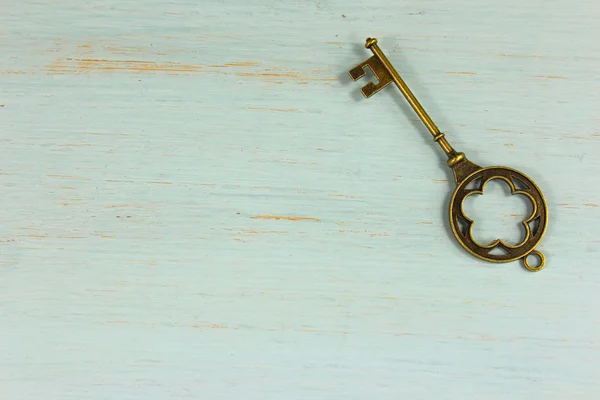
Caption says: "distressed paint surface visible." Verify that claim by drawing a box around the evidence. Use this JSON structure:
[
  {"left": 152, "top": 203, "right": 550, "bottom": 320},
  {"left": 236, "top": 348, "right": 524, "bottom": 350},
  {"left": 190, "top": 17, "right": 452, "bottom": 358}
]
[{"left": 1, "top": 1, "right": 600, "bottom": 399}]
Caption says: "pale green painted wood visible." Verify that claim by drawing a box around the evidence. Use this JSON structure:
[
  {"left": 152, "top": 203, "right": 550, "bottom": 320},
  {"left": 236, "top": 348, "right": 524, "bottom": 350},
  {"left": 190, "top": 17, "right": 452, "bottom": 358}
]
[{"left": 1, "top": 1, "right": 599, "bottom": 398}]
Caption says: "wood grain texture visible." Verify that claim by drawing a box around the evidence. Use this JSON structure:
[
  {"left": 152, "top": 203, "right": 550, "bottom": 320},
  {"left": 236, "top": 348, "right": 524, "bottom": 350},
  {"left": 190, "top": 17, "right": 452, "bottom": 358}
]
[{"left": 1, "top": 1, "right": 599, "bottom": 399}]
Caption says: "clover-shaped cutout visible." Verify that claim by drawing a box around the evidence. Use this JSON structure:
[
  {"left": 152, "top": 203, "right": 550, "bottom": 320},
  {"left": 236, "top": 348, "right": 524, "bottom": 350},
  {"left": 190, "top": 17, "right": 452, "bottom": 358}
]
[{"left": 462, "top": 178, "right": 534, "bottom": 250}]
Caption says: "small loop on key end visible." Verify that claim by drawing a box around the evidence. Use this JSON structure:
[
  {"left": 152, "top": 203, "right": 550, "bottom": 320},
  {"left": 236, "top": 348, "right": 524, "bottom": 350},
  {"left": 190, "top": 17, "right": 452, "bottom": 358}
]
[{"left": 523, "top": 250, "right": 545, "bottom": 272}]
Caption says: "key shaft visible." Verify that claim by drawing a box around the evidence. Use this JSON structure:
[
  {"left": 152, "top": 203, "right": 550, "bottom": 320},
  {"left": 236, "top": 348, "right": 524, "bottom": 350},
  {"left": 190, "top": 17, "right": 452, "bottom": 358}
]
[
  {"left": 350, "top": 37, "right": 464, "bottom": 167},
  {"left": 365, "top": 38, "right": 440, "bottom": 137}
]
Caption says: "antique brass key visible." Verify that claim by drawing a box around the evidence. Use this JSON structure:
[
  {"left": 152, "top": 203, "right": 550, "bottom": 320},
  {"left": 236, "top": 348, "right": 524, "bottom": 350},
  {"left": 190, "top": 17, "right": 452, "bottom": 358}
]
[{"left": 349, "top": 38, "right": 548, "bottom": 271}]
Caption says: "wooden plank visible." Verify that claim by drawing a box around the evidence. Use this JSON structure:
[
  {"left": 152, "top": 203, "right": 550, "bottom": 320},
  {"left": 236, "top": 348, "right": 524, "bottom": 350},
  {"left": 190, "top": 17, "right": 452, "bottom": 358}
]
[{"left": 1, "top": 1, "right": 599, "bottom": 398}]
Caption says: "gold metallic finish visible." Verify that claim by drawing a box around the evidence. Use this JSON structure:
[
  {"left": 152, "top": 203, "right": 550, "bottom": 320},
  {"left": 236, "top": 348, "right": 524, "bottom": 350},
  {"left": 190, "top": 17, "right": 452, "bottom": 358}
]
[
  {"left": 349, "top": 37, "right": 549, "bottom": 271},
  {"left": 438, "top": 138, "right": 454, "bottom": 155},
  {"left": 446, "top": 152, "right": 465, "bottom": 168},
  {"left": 523, "top": 250, "right": 546, "bottom": 272}
]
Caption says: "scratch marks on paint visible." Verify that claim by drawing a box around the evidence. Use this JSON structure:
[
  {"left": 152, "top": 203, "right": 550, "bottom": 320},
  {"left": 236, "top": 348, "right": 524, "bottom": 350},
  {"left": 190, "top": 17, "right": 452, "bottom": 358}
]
[
  {"left": 47, "top": 174, "right": 91, "bottom": 181},
  {"left": 246, "top": 107, "right": 300, "bottom": 113},
  {"left": 235, "top": 71, "right": 334, "bottom": 81},
  {"left": 558, "top": 204, "right": 579, "bottom": 209},
  {"left": 47, "top": 58, "right": 205, "bottom": 74},
  {"left": 104, "top": 203, "right": 149, "bottom": 209},
  {"left": 327, "top": 194, "right": 361, "bottom": 199},
  {"left": 278, "top": 160, "right": 317, "bottom": 165},
  {"left": 45, "top": 57, "right": 333, "bottom": 81},
  {"left": 488, "top": 128, "right": 518, "bottom": 133},
  {"left": 499, "top": 52, "right": 565, "bottom": 60},
  {"left": 562, "top": 135, "right": 592, "bottom": 140},
  {"left": 225, "top": 228, "right": 288, "bottom": 235},
  {"left": 27, "top": 233, "right": 48, "bottom": 239},
  {"left": 250, "top": 215, "right": 320, "bottom": 222},
  {"left": 445, "top": 71, "right": 477, "bottom": 75},
  {"left": 106, "top": 320, "right": 359, "bottom": 335},
  {"left": 104, "top": 46, "right": 144, "bottom": 54},
  {"left": 44, "top": 42, "right": 332, "bottom": 82},
  {"left": 214, "top": 61, "right": 261, "bottom": 67},
  {"left": 108, "top": 320, "right": 229, "bottom": 329},
  {"left": 584, "top": 203, "right": 598, "bottom": 207},
  {"left": 91, "top": 233, "right": 115, "bottom": 239},
  {"left": 369, "top": 232, "right": 390, "bottom": 237},
  {"left": 1, "top": 70, "right": 30, "bottom": 75},
  {"left": 534, "top": 75, "right": 567, "bottom": 79}
]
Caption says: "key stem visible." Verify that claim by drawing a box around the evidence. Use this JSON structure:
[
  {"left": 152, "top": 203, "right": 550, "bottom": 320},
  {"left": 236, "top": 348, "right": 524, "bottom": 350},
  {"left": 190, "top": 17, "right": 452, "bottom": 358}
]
[{"left": 365, "top": 38, "right": 462, "bottom": 164}]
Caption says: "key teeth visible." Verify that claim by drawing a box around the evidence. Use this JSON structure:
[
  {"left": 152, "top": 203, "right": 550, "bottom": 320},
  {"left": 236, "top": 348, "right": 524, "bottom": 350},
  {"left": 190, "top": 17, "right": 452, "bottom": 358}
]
[
  {"left": 361, "top": 82, "right": 378, "bottom": 98},
  {"left": 350, "top": 56, "right": 392, "bottom": 97},
  {"left": 349, "top": 65, "right": 366, "bottom": 81},
  {"left": 362, "top": 80, "right": 392, "bottom": 98}
]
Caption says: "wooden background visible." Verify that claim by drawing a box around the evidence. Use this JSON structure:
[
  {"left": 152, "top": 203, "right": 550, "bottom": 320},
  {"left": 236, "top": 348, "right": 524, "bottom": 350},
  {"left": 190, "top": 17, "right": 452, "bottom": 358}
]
[{"left": 1, "top": 1, "right": 599, "bottom": 398}]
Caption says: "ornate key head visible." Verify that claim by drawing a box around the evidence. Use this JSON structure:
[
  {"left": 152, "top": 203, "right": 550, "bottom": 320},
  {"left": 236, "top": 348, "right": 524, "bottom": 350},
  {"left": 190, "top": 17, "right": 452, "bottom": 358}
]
[{"left": 449, "top": 167, "right": 548, "bottom": 271}]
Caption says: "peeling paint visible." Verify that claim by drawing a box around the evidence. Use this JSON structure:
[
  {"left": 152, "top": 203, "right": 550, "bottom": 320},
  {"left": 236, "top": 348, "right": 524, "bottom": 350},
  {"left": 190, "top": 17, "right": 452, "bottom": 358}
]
[
  {"left": 327, "top": 194, "right": 361, "bottom": 199},
  {"left": 489, "top": 128, "right": 518, "bottom": 133},
  {"left": 534, "top": 75, "right": 566, "bottom": 79},
  {"left": 246, "top": 107, "right": 301, "bottom": 113},
  {"left": 47, "top": 58, "right": 204, "bottom": 74},
  {"left": 45, "top": 50, "right": 330, "bottom": 82},
  {"left": 250, "top": 215, "right": 320, "bottom": 222},
  {"left": 91, "top": 233, "right": 115, "bottom": 239},
  {"left": 445, "top": 71, "right": 477, "bottom": 75}
]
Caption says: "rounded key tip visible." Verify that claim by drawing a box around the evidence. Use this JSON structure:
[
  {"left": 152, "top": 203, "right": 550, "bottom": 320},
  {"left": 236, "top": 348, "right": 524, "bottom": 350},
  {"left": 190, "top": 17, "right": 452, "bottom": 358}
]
[{"left": 365, "top": 37, "right": 377, "bottom": 48}]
